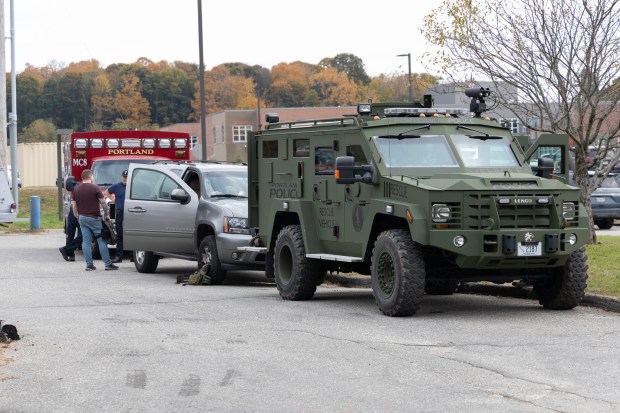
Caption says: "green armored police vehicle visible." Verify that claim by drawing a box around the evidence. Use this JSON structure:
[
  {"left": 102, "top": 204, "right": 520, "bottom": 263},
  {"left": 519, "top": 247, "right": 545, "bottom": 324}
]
[{"left": 246, "top": 88, "right": 589, "bottom": 316}]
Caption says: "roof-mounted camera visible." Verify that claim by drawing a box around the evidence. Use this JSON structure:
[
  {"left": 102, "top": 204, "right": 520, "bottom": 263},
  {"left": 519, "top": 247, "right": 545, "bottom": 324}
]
[{"left": 465, "top": 87, "right": 492, "bottom": 118}]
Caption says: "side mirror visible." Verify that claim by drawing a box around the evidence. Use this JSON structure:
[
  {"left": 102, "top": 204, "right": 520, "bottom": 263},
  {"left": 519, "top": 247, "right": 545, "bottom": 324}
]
[
  {"left": 170, "top": 188, "right": 190, "bottom": 204},
  {"left": 65, "top": 176, "right": 77, "bottom": 191},
  {"left": 335, "top": 156, "right": 374, "bottom": 184},
  {"left": 536, "top": 156, "right": 555, "bottom": 179}
]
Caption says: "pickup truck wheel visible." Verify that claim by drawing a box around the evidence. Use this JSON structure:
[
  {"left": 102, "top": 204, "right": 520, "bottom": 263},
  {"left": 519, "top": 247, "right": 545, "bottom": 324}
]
[
  {"left": 425, "top": 280, "right": 459, "bottom": 295},
  {"left": 371, "top": 229, "right": 425, "bottom": 316},
  {"left": 595, "top": 218, "right": 614, "bottom": 230},
  {"left": 533, "top": 247, "right": 588, "bottom": 310},
  {"left": 133, "top": 250, "right": 159, "bottom": 273},
  {"left": 274, "top": 225, "right": 320, "bottom": 300},
  {"left": 265, "top": 252, "right": 275, "bottom": 279},
  {"left": 198, "top": 236, "right": 226, "bottom": 285},
  {"left": 91, "top": 241, "right": 101, "bottom": 260}
]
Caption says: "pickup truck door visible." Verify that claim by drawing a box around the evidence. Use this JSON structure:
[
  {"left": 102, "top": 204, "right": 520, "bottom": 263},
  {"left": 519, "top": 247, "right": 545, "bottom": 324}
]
[{"left": 124, "top": 164, "right": 198, "bottom": 252}]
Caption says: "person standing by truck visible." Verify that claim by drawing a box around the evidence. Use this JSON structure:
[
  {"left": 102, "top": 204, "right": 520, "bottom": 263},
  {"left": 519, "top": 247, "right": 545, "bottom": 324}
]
[
  {"left": 58, "top": 184, "right": 82, "bottom": 262},
  {"left": 72, "top": 169, "right": 118, "bottom": 271},
  {"left": 104, "top": 169, "right": 128, "bottom": 263}
]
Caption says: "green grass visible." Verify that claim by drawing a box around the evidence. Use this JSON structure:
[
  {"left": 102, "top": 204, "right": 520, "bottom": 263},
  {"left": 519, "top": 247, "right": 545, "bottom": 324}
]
[
  {"left": 585, "top": 236, "right": 620, "bottom": 298},
  {"left": 1, "top": 186, "right": 65, "bottom": 232},
  {"left": 2, "top": 187, "right": 619, "bottom": 298}
]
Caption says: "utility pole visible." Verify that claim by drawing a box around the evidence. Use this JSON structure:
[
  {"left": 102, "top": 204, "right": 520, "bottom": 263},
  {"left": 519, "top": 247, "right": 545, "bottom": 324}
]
[
  {"left": 397, "top": 53, "right": 412, "bottom": 102},
  {"left": 197, "top": 0, "right": 207, "bottom": 160},
  {"left": 9, "top": 0, "right": 18, "bottom": 205}
]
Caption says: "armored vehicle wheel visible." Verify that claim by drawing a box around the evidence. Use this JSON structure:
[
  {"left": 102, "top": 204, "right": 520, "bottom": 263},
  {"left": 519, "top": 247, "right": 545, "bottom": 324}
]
[
  {"left": 533, "top": 247, "right": 588, "bottom": 310},
  {"left": 133, "top": 250, "right": 159, "bottom": 273},
  {"left": 595, "top": 218, "right": 614, "bottom": 230},
  {"left": 198, "top": 235, "right": 227, "bottom": 285},
  {"left": 424, "top": 280, "right": 459, "bottom": 295},
  {"left": 274, "top": 225, "right": 320, "bottom": 300},
  {"left": 371, "top": 229, "right": 425, "bottom": 316}
]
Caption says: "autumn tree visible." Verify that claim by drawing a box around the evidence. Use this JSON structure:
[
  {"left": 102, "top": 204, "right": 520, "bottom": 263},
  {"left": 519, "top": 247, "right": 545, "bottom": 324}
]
[
  {"left": 90, "top": 73, "right": 114, "bottom": 129},
  {"left": 366, "top": 72, "right": 438, "bottom": 102},
  {"left": 309, "top": 68, "right": 358, "bottom": 106},
  {"left": 320, "top": 53, "right": 371, "bottom": 85},
  {"left": 264, "top": 62, "right": 314, "bottom": 107},
  {"left": 422, "top": 0, "right": 620, "bottom": 243},
  {"left": 114, "top": 74, "right": 151, "bottom": 129},
  {"left": 190, "top": 65, "right": 258, "bottom": 119},
  {"left": 18, "top": 119, "right": 56, "bottom": 143}
]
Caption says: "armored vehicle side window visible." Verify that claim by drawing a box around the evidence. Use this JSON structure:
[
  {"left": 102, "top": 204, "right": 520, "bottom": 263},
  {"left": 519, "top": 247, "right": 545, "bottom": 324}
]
[
  {"left": 262, "top": 140, "right": 278, "bottom": 158},
  {"left": 130, "top": 169, "right": 181, "bottom": 201},
  {"left": 373, "top": 135, "right": 457, "bottom": 167},
  {"left": 294, "top": 139, "right": 310, "bottom": 157},
  {"left": 452, "top": 135, "right": 520, "bottom": 168},
  {"left": 315, "top": 147, "right": 336, "bottom": 175},
  {"left": 346, "top": 145, "right": 368, "bottom": 166}
]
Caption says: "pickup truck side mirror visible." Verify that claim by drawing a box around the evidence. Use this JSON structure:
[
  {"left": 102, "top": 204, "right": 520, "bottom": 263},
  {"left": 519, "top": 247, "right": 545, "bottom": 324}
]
[
  {"left": 170, "top": 188, "right": 190, "bottom": 204},
  {"left": 65, "top": 176, "right": 77, "bottom": 191},
  {"left": 335, "top": 156, "right": 375, "bottom": 184}
]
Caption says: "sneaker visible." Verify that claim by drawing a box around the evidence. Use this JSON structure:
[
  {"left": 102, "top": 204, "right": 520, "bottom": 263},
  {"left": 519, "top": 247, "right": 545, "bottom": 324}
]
[
  {"left": 59, "top": 247, "right": 70, "bottom": 261},
  {"left": 105, "top": 264, "right": 119, "bottom": 271},
  {"left": 85, "top": 265, "right": 96, "bottom": 271},
  {"left": 111, "top": 256, "right": 122, "bottom": 264}
]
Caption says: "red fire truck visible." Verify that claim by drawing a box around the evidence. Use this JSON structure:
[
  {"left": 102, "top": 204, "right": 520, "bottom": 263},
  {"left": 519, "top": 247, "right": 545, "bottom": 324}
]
[{"left": 62, "top": 130, "right": 192, "bottom": 256}]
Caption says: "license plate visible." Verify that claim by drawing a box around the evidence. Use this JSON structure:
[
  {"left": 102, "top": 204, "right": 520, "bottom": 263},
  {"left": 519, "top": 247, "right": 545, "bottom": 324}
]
[
  {"left": 518, "top": 242, "right": 541, "bottom": 256},
  {"left": 596, "top": 197, "right": 606, "bottom": 203}
]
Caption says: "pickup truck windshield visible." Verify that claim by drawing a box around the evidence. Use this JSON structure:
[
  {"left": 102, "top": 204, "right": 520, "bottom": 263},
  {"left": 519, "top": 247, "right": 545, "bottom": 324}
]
[
  {"left": 203, "top": 170, "right": 248, "bottom": 198},
  {"left": 452, "top": 134, "right": 520, "bottom": 168},
  {"left": 372, "top": 135, "right": 458, "bottom": 167}
]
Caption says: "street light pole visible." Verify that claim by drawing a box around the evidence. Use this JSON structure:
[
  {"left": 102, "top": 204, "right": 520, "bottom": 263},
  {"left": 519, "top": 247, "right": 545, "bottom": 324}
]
[
  {"left": 197, "top": 0, "right": 207, "bottom": 160},
  {"left": 397, "top": 53, "right": 412, "bottom": 102}
]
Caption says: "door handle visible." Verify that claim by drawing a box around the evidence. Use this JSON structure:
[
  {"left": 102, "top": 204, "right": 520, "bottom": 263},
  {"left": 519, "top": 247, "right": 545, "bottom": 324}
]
[{"left": 127, "top": 207, "right": 146, "bottom": 213}]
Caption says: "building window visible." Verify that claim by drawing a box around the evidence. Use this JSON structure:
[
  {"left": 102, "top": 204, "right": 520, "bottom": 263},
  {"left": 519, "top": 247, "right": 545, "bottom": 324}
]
[
  {"left": 213, "top": 127, "right": 217, "bottom": 144},
  {"left": 221, "top": 125, "right": 225, "bottom": 143},
  {"left": 232, "top": 125, "right": 252, "bottom": 143},
  {"left": 190, "top": 135, "right": 198, "bottom": 149},
  {"left": 501, "top": 118, "right": 520, "bottom": 134}
]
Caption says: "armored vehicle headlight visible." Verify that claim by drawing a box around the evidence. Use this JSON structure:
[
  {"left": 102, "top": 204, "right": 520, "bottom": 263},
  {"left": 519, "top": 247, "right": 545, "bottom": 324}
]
[
  {"left": 357, "top": 103, "right": 372, "bottom": 114},
  {"left": 224, "top": 217, "right": 250, "bottom": 234},
  {"left": 568, "top": 233, "right": 578, "bottom": 245},
  {"left": 432, "top": 204, "right": 451, "bottom": 223},
  {"left": 562, "top": 202, "right": 576, "bottom": 220}
]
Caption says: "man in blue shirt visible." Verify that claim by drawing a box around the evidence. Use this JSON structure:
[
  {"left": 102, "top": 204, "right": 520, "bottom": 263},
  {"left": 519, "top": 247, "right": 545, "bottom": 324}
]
[{"left": 105, "top": 170, "right": 128, "bottom": 263}]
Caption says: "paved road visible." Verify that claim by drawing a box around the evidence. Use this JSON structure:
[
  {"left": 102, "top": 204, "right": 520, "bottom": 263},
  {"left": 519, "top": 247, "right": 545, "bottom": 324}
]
[{"left": 1, "top": 230, "right": 619, "bottom": 413}]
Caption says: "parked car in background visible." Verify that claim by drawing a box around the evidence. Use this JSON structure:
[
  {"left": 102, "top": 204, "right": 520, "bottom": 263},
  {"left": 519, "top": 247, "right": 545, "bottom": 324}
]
[
  {"left": 570, "top": 171, "right": 620, "bottom": 230},
  {"left": 123, "top": 161, "right": 266, "bottom": 284},
  {"left": 589, "top": 172, "right": 620, "bottom": 229}
]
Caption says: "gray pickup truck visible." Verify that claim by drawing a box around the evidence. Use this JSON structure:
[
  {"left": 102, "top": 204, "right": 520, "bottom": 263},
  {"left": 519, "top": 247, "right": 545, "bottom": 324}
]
[{"left": 123, "top": 161, "right": 266, "bottom": 284}]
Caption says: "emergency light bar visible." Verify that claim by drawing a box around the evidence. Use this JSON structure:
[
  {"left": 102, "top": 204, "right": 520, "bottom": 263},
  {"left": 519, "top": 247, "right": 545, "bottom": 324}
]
[{"left": 384, "top": 108, "right": 468, "bottom": 117}]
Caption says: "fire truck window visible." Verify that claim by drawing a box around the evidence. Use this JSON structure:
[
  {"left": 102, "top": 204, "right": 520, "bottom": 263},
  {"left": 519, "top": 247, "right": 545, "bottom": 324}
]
[
  {"left": 315, "top": 147, "right": 335, "bottom": 175},
  {"left": 294, "top": 139, "right": 310, "bottom": 157},
  {"left": 345, "top": 145, "right": 368, "bottom": 166},
  {"left": 262, "top": 141, "right": 278, "bottom": 158},
  {"left": 130, "top": 169, "right": 181, "bottom": 202}
]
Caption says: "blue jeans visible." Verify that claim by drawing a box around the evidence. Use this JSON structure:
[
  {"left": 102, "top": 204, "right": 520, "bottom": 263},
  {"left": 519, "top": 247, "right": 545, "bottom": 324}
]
[{"left": 79, "top": 215, "right": 112, "bottom": 267}]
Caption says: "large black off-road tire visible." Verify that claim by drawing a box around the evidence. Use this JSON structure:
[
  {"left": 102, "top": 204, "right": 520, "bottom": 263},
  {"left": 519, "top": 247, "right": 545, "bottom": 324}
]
[
  {"left": 595, "top": 218, "right": 614, "bottom": 230},
  {"left": 371, "top": 229, "right": 426, "bottom": 316},
  {"left": 274, "top": 225, "right": 321, "bottom": 300},
  {"left": 133, "top": 250, "right": 159, "bottom": 273},
  {"left": 198, "top": 235, "right": 227, "bottom": 285},
  {"left": 533, "top": 247, "right": 588, "bottom": 310},
  {"left": 425, "top": 280, "right": 460, "bottom": 295}
]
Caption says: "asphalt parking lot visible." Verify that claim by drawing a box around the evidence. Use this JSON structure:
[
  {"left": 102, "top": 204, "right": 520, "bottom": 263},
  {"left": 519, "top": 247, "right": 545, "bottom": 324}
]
[{"left": 1, "top": 230, "right": 620, "bottom": 412}]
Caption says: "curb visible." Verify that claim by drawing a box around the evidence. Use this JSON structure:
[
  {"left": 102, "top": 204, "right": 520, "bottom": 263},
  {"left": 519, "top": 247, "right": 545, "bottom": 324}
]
[{"left": 324, "top": 274, "right": 620, "bottom": 313}]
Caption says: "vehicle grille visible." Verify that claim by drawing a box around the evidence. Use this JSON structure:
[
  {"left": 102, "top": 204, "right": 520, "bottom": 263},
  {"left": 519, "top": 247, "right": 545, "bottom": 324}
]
[{"left": 464, "top": 193, "right": 567, "bottom": 230}]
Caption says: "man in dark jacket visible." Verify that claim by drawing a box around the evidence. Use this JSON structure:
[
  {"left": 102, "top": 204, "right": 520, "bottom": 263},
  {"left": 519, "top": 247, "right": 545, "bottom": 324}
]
[{"left": 104, "top": 169, "right": 128, "bottom": 263}]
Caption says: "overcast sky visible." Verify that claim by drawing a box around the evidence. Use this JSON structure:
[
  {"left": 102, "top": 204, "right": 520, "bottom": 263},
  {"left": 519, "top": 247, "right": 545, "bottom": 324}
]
[{"left": 2, "top": 0, "right": 445, "bottom": 76}]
